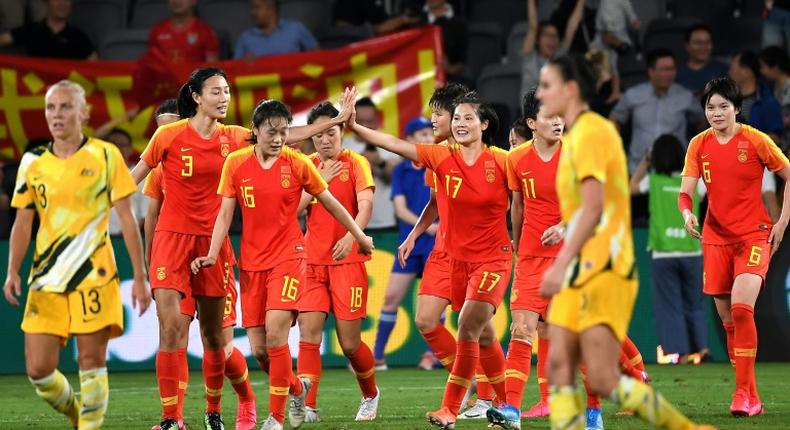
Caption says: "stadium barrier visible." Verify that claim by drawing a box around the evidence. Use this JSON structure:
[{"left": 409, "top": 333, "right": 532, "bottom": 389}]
[{"left": 2, "top": 228, "right": 790, "bottom": 374}]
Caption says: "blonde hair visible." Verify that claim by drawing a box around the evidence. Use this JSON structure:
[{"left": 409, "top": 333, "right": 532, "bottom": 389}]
[
  {"left": 45, "top": 80, "right": 88, "bottom": 109},
  {"left": 585, "top": 49, "right": 611, "bottom": 83}
]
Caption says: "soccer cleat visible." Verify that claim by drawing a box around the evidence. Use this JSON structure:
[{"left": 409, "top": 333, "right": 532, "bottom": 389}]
[
  {"left": 585, "top": 407, "right": 604, "bottom": 430},
  {"left": 203, "top": 412, "right": 224, "bottom": 430},
  {"left": 259, "top": 414, "right": 283, "bottom": 430},
  {"left": 374, "top": 358, "right": 388, "bottom": 371},
  {"left": 426, "top": 406, "right": 456, "bottom": 429},
  {"left": 694, "top": 426, "right": 718, "bottom": 430},
  {"left": 305, "top": 406, "right": 321, "bottom": 423},
  {"left": 288, "top": 377, "right": 312, "bottom": 428},
  {"left": 154, "top": 419, "right": 185, "bottom": 430},
  {"left": 522, "top": 399, "right": 550, "bottom": 418},
  {"left": 486, "top": 404, "right": 521, "bottom": 429},
  {"left": 418, "top": 351, "right": 438, "bottom": 370},
  {"left": 235, "top": 399, "right": 257, "bottom": 430},
  {"left": 730, "top": 389, "right": 750, "bottom": 417},
  {"left": 748, "top": 397, "right": 764, "bottom": 417},
  {"left": 457, "top": 399, "right": 492, "bottom": 419},
  {"left": 355, "top": 386, "right": 380, "bottom": 421}
]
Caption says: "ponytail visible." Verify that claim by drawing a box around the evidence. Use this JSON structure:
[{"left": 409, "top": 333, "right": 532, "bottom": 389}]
[{"left": 176, "top": 67, "right": 229, "bottom": 119}]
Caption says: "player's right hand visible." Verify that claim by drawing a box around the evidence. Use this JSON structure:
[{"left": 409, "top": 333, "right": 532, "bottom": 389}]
[
  {"left": 190, "top": 256, "right": 216, "bottom": 274},
  {"left": 397, "top": 237, "right": 415, "bottom": 268},
  {"left": 683, "top": 210, "right": 701, "bottom": 239},
  {"left": 318, "top": 160, "right": 343, "bottom": 183},
  {"left": 3, "top": 272, "right": 21, "bottom": 306},
  {"left": 358, "top": 235, "right": 375, "bottom": 256}
]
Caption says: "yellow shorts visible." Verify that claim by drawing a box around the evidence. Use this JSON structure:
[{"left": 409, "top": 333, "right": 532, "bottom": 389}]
[
  {"left": 547, "top": 270, "right": 637, "bottom": 342},
  {"left": 21, "top": 281, "right": 124, "bottom": 341}
]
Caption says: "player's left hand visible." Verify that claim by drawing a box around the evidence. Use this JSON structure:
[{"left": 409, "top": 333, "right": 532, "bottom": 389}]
[
  {"left": 131, "top": 278, "right": 152, "bottom": 317},
  {"left": 358, "top": 235, "right": 375, "bottom": 256},
  {"left": 541, "top": 223, "right": 565, "bottom": 246},
  {"left": 332, "top": 235, "right": 355, "bottom": 261},
  {"left": 540, "top": 262, "right": 565, "bottom": 298},
  {"left": 190, "top": 255, "right": 217, "bottom": 274},
  {"left": 769, "top": 219, "right": 788, "bottom": 256}
]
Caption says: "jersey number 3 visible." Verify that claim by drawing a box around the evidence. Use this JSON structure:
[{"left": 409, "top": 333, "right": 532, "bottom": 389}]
[{"left": 181, "top": 155, "right": 193, "bottom": 177}]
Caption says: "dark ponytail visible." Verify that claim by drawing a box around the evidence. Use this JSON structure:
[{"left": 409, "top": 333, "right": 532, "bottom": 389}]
[
  {"left": 548, "top": 54, "right": 597, "bottom": 103},
  {"left": 177, "top": 67, "right": 229, "bottom": 119}
]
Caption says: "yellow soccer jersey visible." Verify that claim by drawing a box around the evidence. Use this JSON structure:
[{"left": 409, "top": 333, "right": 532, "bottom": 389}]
[
  {"left": 11, "top": 137, "right": 137, "bottom": 293},
  {"left": 556, "top": 111, "right": 635, "bottom": 286}
]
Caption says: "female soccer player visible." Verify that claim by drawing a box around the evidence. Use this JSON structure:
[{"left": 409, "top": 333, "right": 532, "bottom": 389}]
[
  {"left": 3, "top": 80, "right": 150, "bottom": 430},
  {"left": 191, "top": 99, "right": 373, "bottom": 430},
  {"left": 295, "top": 101, "right": 380, "bottom": 422},
  {"left": 680, "top": 77, "right": 790, "bottom": 417},
  {"left": 351, "top": 92, "right": 512, "bottom": 429},
  {"left": 537, "top": 53, "right": 712, "bottom": 430},
  {"left": 143, "top": 99, "right": 257, "bottom": 430},
  {"left": 131, "top": 67, "right": 355, "bottom": 430}
]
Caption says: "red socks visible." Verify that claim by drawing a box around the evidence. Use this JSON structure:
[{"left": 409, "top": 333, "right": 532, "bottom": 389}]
[
  {"left": 579, "top": 364, "right": 601, "bottom": 409},
  {"left": 475, "top": 364, "right": 494, "bottom": 401},
  {"left": 203, "top": 349, "right": 225, "bottom": 413},
  {"left": 176, "top": 348, "right": 188, "bottom": 421},
  {"left": 537, "top": 337, "right": 549, "bottom": 403},
  {"left": 157, "top": 351, "right": 181, "bottom": 420},
  {"left": 479, "top": 341, "right": 507, "bottom": 402},
  {"left": 504, "top": 339, "right": 533, "bottom": 409},
  {"left": 297, "top": 341, "right": 322, "bottom": 408},
  {"left": 731, "top": 304, "right": 758, "bottom": 397},
  {"left": 442, "top": 340, "right": 479, "bottom": 415},
  {"left": 267, "top": 344, "right": 297, "bottom": 423},
  {"left": 420, "top": 324, "right": 457, "bottom": 370},
  {"left": 347, "top": 342, "right": 378, "bottom": 399},
  {"left": 225, "top": 347, "right": 255, "bottom": 402},
  {"left": 723, "top": 321, "right": 736, "bottom": 366}
]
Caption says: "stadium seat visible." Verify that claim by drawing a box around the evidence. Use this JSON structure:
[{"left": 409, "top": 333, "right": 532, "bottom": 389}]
[
  {"left": 70, "top": 0, "right": 128, "bottom": 47},
  {"left": 711, "top": 16, "right": 763, "bottom": 57},
  {"left": 672, "top": 0, "right": 736, "bottom": 21},
  {"left": 642, "top": 17, "right": 703, "bottom": 63},
  {"left": 537, "top": 0, "right": 561, "bottom": 22},
  {"left": 467, "top": 0, "right": 526, "bottom": 40},
  {"left": 617, "top": 53, "right": 647, "bottom": 90},
  {"left": 130, "top": 0, "right": 171, "bottom": 29},
  {"left": 198, "top": 0, "right": 252, "bottom": 53},
  {"left": 739, "top": 0, "right": 765, "bottom": 17},
  {"left": 506, "top": 21, "right": 528, "bottom": 64},
  {"left": 476, "top": 63, "right": 521, "bottom": 125},
  {"left": 318, "top": 26, "right": 374, "bottom": 50},
  {"left": 280, "top": 0, "right": 332, "bottom": 37},
  {"left": 632, "top": 0, "right": 667, "bottom": 41},
  {"left": 466, "top": 22, "right": 503, "bottom": 81},
  {"left": 99, "top": 29, "right": 150, "bottom": 60}
]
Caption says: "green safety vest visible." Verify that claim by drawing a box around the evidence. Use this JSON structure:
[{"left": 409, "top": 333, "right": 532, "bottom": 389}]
[{"left": 647, "top": 173, "right": 701, "bottom": 253}]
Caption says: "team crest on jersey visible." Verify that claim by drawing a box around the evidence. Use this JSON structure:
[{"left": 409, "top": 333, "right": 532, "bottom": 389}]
[
  {"left": 156, "top": 266, "right": 166, "bottom": 281},
  {"left": 281, "top": 174, "right": 291, "bottom": 188},
  {"left": 737, "top": 148, "right": 748, "bottom": 163},
  {"left": 485, "top": 160, "right": 496, "bottom": 182},
  {"left": 219, "top": 136, "right": 230, "bottom": 157},
  {"left": 340, "top": 167, "right": 350, "bottom": 182}
]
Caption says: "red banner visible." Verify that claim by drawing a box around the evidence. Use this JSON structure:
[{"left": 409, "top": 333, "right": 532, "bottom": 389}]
[{"left": 0, "top": 27, "right": 444, "bottom": 160}]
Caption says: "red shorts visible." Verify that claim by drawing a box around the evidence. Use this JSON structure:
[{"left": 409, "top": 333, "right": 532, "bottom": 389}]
[
  {"left": 703, "top": 235, "right": 771, "bottom": 296},
  {"left": 299, "top": 262, "right": 369, "bottom": 320},
  {"left": 180, "top": 282, "right": 238, "bottom": 328},
  {"left": 150, "top": 232, "right": 236, "bottom": 298},
  {"left": 239, "top": 258, "right": 305, "bottom": 328},
  {"left": 449, "top": 257, "right": 513, "bottom": 312},
  {"left": 418, "top": 250, "right": 453, "bottom": 303},
  {"left": 510, "top": 256, "right": 554, "bottom": 317}
]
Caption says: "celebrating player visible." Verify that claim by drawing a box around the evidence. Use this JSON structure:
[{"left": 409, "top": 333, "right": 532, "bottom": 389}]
[
  {"left": 295, "top": 101, "right": 380, "bottom": 422},
  {"left": 537, "top": 54, "right": 713, "bottom": 430},
  {"left": 350, "top": 91, "right": 512, "bottom": 429},
  {"left": 191, "top": 99, "right": 373, "bottom": 430},
  {"left": 3, "top": 80, "right": 150, "bottom": 430},
  {"left": 143, "top": 99, "right": 258, "bottom": 430},
  {"left": 679, "top": 77, "right": 790, "bottom": 417}
]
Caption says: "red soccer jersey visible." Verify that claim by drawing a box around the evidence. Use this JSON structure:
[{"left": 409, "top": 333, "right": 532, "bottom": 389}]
[
  {"left": 218, "top": 146, "right": 327, "bottom": 271},
  {"left": 305, "top": 149, "right": 375, "bottom": 265},
  {"left": 142, "top": 165, "right": 164, "bottom": 201},
  {"left": 507, "top": 140, "right": 563, "bottom": 257},
  {"left": 141, "top": 119, "right": 250, "bottom": 236},
  {"left": 682, "top": 124, "right": 789, "bottom": 244},
  {"left": 415, "top": 143, "right": 511, "bottom": 262},
  {"left": 149, "top": 17, "right": 219, "bottom": 63}
]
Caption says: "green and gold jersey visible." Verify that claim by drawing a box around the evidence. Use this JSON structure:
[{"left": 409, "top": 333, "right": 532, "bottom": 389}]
[{"left": 11, "top": 137, "right": 137, "bottom": 293}]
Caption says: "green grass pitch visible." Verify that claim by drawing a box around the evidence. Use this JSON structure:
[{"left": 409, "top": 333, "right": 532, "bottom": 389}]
[{"left": 1, "top": 363, "right": 789, "bottom": 429}]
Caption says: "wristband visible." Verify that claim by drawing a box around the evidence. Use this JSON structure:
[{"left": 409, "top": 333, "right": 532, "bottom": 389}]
[{"left": 678, "top": 192, "right": 693, "bottom": 214}]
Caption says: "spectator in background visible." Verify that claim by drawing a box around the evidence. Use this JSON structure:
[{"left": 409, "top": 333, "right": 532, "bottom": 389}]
[
  {"left": 586, "top": 48, "right": 618, "bottom": 116},
  {"left": 521, "top": 0, "right": 585, "bottom": 96},
  {"left": 0, "top": 0, "right": 44, "bottom": 32},
  {"left": 611, "top": 48, "right": 702, "bottom": 173},
  {"left": 334, "top": 0, "right": 420, "bottom": 35},
  {"left": 343, "top": 97, "right": 399, "bottom": 230},
  {"left": 104, "top": 128, "right": 146, "bottom": 236},
  {"left": 373, "top": 117, "right": 436, "bottom": 370},
  {"left": 589, "top": 0, "right": 639, "bottom": 97},
  {"left": 629, "top": 134, "right": 709, "bottom": 364},
  {"left": 234, "top": 0, "right": 317, "bottom": 60},
  {"left": 760, "top": 46, "right": 790, "bottom": 151},
  {"left": 0, "top": 0, "right": 95, "bottom": 59},
  {"left": 509, "top": 119, "right": 530, "bottom": 149},
  {"left": 412, "top": 0, "right": 468, "bottom": 84},
  {"left": 729, "top": 50, "right": 784, "bottom": 140},
  {"left": 149, "top": 0, "right": 218, "bottom": 63},
  {"left": 676, "top": 24, "right": 729, "bottom": 97},
  {"left": 763, "top": 0, "right": 790, "bottom": 49}
]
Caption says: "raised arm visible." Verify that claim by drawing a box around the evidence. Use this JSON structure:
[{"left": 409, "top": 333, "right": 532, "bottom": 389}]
[
  {"left": 348, "top": 122, "right": 419, "bottom": 162},
  {"left": 561, "top": 0, "right": 586, "bottom": 51},
  {"left": 288, "top": 87, "right": 357, "bottom": 143},
  {"left": 191, "top": 197, "right": 236, "bottom": 272},
  {"left": 3, "top": 208, "right": 34, "bottom": 306}
]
